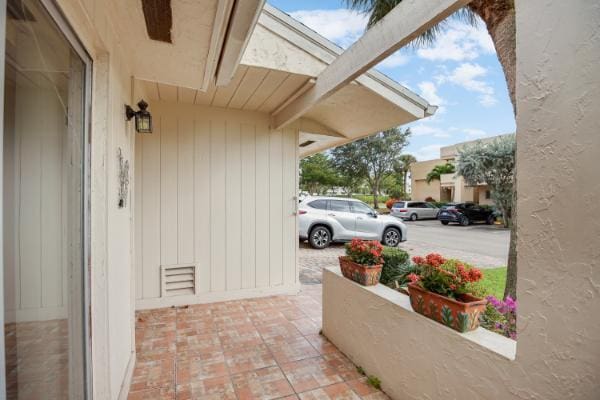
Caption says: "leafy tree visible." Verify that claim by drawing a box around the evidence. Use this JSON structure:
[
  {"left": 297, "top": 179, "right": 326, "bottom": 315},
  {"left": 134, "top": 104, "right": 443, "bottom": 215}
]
[
  {"left": 330, "top": 141, "right": 367, "bottom": 196},
  {"left": 331, "top": 127, "right": 411, "bottom": 209},
  {"left": 346, "top": 0, "right": 518, "bottom": 299},
  {"left": 456, "top": 135, "right": 516, "bottom": 299},
  {"left": 426, "top": 163, "right": 456, "bottom": 184},
  {"left": 394, "top": 154, "right": 416, "bottom": 194},
  {"left": 457, "top": 135, "right": 515, "bottom": 227},
  {"left": 299, "top": 153, "right": 338, "bottom": 195}
]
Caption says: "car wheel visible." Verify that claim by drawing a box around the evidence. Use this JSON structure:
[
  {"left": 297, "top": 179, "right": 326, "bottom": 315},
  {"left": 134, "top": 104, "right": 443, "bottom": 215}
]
[
  {"left": 309, "top": 226, "right": 331, "bottom": 249},
  {"left": 382, "top": 227, "right": 401, "bottom": 247},
  {"left": 486, "top": 215, "right": 495, "bottom": 225},
  {"left": 460, "top": 216, "right": 470, "bottom": 226},
  {"left": 409, "top": 213, "right": 418, "bottom": 221},
  {"left": 441, "top": 221, "right": 449, "bottom": 225}
]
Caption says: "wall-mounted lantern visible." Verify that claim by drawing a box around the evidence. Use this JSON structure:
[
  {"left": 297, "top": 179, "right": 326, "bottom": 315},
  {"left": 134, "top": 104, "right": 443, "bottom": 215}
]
[{"left": 125, "top": 99, "right": 152, "bottom": 133}]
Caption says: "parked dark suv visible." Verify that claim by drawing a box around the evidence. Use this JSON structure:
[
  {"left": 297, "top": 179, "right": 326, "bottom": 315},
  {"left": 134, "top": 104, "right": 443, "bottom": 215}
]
[{"left": 437, "top": 203, "right": 496, "bottom": 226}]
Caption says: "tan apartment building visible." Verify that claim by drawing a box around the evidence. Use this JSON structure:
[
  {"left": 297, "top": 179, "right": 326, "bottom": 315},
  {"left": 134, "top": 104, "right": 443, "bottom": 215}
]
[{"left": 410, "top": 134, "right": 513, "bottom": 204}]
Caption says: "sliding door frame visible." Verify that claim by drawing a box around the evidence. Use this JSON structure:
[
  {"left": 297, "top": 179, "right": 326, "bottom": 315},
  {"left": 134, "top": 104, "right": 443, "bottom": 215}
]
[{"left": 0, "top": 0, "right": 94, "bottom": 397}]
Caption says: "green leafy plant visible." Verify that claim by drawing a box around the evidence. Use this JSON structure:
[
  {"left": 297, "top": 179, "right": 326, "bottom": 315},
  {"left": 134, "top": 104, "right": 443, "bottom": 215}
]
[
  {"left": 345, "top": 238, "right": 384, "bottom": 266},
  {"left": 356, "top": 366, "right": 366, "bottom": 376},
  {"left": 426, "top": 163, "right": 455, "bottom": 183},
  {"left": 367, "top": 375, "right": 381, "bottom": 390},
  {"left": 379, "top": 247, "right": 411, "bottom": 285}
]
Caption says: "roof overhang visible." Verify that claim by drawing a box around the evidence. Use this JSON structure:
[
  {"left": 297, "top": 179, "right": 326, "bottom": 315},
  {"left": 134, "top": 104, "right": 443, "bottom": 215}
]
[
  {"left": 243, "top": 4, "right": 439, "bottom": 157},
  {"left": 102, "top": 0, "right": 264, "bottom": 90}
]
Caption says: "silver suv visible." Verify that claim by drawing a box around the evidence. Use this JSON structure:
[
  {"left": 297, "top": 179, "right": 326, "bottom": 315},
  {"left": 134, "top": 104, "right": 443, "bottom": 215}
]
[
  {"left": 298, "top": 197, "right": 408, "bottom": 249},
  {"left": 390, "top": 201, "right": 439, "bottom": 221}
]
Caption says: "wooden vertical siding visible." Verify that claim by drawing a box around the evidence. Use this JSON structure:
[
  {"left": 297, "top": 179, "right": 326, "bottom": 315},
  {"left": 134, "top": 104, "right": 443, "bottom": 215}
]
[
  {"left": 135, "top": 102, "right": 299, "bottom": 308},
  {"left": 3, "top": 84, "right": 67, "bottom": 322}
]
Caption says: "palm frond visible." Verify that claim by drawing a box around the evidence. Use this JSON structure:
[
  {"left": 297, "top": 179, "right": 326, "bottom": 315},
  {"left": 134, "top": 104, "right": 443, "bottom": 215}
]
[{"left": 345, "top": 0, "right": 479, "bottom": 48}]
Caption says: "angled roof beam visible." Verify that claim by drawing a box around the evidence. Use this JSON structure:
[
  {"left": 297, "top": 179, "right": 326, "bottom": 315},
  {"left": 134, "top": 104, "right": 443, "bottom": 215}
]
[
  {"left": 271, "top": 0, "right": 469, "bottom": 130},
  {"left": 215, "top": 0, "right": 265, "bottom": 87}
]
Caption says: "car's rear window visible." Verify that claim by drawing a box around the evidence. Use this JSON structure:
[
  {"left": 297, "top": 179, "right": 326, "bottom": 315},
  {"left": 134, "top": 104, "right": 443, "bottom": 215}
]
[
  {"left": 308, "top": 199, "right": 328, "bottom": 210},
  {"left": 393, "top": 202, "right": 405, "bottom": 208}
]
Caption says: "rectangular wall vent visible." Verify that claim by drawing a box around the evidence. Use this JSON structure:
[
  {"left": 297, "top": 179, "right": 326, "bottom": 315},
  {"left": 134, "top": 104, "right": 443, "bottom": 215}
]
[{"left": 161, "top": 265, "right": 197, "bottom": 297}]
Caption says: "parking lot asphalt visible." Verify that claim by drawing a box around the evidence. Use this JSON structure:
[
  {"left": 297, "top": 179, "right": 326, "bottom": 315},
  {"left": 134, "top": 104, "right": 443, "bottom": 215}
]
[{"left": 299, "top": 219, "right": 510, "bottom": 285}]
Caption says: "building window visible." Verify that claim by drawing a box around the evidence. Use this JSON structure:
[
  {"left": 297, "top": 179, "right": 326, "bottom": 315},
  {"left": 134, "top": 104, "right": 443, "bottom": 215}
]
[{"left": 485, "top": 190, "right": 491, "bottom": 199}]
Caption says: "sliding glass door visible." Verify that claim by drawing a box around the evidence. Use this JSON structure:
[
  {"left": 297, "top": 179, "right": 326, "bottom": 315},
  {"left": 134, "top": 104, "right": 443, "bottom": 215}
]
[{"left": 2, "top": 0, "right": 91, "bottom": 398}]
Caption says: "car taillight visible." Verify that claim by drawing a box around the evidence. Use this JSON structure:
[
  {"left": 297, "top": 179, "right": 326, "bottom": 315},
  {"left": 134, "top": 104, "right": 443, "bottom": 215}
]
[
  {"left": 399, "top": 209, "right": 407, "bottom": 212},
  {"left": 298, "top": 210, "right": 307, "bottom": 215}
]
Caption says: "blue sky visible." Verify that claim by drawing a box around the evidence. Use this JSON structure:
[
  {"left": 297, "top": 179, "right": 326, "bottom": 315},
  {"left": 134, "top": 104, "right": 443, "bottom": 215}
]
[{"left": 268, "top": 0, "right": 516, "bottom": 161}]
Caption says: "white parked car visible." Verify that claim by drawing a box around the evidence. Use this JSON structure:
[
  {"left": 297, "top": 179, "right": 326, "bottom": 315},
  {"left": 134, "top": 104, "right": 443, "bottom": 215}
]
[{"left": 298, "top": 197, "right": 408, "bottom": 249}]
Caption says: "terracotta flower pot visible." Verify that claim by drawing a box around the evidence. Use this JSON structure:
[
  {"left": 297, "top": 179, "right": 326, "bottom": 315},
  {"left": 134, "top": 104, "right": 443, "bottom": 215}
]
[
  {"left": 407, "top": 283, "right": 487, "bottom": 333},
  {"left": 339, "top": 256, "right": 382, "bottom": 286}
]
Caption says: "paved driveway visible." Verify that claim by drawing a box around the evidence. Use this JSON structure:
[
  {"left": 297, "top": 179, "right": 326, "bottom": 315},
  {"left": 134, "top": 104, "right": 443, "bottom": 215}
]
[{"left": 299, "top": 219, "right": 510, "bottom": 284}]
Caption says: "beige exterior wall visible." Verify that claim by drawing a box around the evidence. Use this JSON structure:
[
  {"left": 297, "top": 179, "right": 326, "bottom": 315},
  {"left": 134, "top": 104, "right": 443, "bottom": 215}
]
[
  {"left": 134, "top": 102, "right": 299, "bottom": 310},
  {"left": 410, "top": 159, "right": 442, "bottom": 201},
  {"left": 324, "top": 1, "right": 600, "bottom": 399},
  {"left": 410, "top": 180, "right": 441, "bottom": 202}
]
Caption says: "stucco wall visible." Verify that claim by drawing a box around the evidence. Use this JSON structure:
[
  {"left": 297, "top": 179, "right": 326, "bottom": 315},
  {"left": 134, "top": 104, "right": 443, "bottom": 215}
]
[
  {"left": 134, "top": 102, "right": 299, "bottom": 309},
  {"left": 514, "top": 0, "right": 600, "bottom": 397},
  {"left": 410, "top": 159, "right": 442, "bottom": 201},
  {"left": 410, "top": 180, "right": 440, "bottom": 202},
  {"left": 323, "top": 268, "right": 516, "bottom": 400},
  {"left": 324, "top": 1, "right": 600, "bottom": 399},
  {"left": 57, "top": 0, "right": 137, "bottom": 398}
]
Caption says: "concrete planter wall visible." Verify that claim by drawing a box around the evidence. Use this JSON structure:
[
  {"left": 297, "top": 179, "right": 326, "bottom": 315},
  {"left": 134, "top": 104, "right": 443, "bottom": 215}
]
[{"left": 322, "top": 267, "right": 516, "bottom": 400}]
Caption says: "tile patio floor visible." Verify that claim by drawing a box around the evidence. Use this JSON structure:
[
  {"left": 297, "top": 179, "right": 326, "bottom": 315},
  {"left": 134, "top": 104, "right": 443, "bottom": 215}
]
[{"left": 130, "top": 284, "right": 390, "bottom": 400}]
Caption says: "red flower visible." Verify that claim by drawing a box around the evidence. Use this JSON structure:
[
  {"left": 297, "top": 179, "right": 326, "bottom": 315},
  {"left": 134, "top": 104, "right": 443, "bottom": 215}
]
[{"left": 407, "top": 273, "right": 420, "bottom": 283}]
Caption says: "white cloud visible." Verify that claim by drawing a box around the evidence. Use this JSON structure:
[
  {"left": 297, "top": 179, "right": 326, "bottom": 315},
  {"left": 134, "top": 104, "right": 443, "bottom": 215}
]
[
  {"left": 417, "top": 20, "right": 495, "bottom": 62},
  {"left": 437, "top": 63, "right": 497, "bottom": 107},
  {"left": 411, "top": 124, "right": 451, "bottom": 138},
  {"left": 377, "top": 51, "right": 409, "bottom": 68},
  {"left": 463, "top": 128, "right": 488, "bottom": 138},
  {"left": 290, "top": 9, "right": 409, "bottom": 67},
  {"left": 418, "top": 81, "right": 443, "bottom": 106},
  {"left": 413, "top": 144, "right": 444, "bottom": 161},
  {"left": 289, "top": 9, "right": 367, "bottom": 48}
]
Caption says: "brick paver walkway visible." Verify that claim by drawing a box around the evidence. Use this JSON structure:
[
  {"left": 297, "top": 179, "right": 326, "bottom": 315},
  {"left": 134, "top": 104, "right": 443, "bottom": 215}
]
[{"left": 130, "top": 285, "right": 389, "bottom": 399}]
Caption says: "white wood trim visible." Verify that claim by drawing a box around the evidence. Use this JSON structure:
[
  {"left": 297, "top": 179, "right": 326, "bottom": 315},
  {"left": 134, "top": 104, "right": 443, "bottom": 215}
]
[
  {"left": 270, "top": 0, "right": 468, "bottom": 129},
  {"left": 202, "top": 0, "right": 236, "bottom": 91},
  {"left": 117, "top": 352, "right": 136, "bottom": 400},
  {"left": 216, "top": 0, "right": 266, "bottom": 87}
]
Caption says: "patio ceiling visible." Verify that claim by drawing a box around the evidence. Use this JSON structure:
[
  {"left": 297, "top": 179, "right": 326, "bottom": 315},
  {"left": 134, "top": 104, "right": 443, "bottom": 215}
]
[
  {"left": 137, "top": 66, "right": 310, "bottom": 113},
  {"left": 107, "top": 0, "right": 264, "bottom": 90}
]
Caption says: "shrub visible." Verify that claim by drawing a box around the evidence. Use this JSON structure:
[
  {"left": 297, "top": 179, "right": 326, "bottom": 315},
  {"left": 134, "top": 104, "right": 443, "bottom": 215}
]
[
  {"left": 411, "top": 254, "right": 483, "bottom": 300},
  {"left": 380, "top": 247, "right": 411, "bottom": 285},
  {"left": 345, "top": 238, "right": 384, "bottom": 266},
  {"left": 425, "top": 196, "right": 436, "bottom": 202},
  {"left": 480, "top": 295, "right": 517, "bottom": 340},
  {"left": 385, "top": 198, "right": 399, "bottom": 209}
]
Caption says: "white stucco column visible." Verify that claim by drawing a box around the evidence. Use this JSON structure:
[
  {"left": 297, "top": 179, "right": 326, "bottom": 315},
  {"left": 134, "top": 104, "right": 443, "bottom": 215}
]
[{"left": 515, "top": 0, "right": 600, "bottom": 397}]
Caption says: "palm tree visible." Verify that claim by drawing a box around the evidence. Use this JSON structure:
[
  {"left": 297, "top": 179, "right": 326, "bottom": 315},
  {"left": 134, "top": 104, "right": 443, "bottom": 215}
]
[
  {"left": 345, "top": 0, "right": 515, "bottom": 111},
  {"left": 394, "top": 154, "right": 417, "bottom": 194},
  {"left": 426, "top": 163, "right": 456, "bottom": 184},
  {"left": 345, "top": 0, "right": 517, "bottom": 300}
]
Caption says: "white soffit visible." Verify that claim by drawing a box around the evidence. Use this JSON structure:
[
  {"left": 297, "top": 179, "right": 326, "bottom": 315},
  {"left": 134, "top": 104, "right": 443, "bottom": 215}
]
[{"left": 109, "top": 0, "right": 263, "bottom": 90}]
